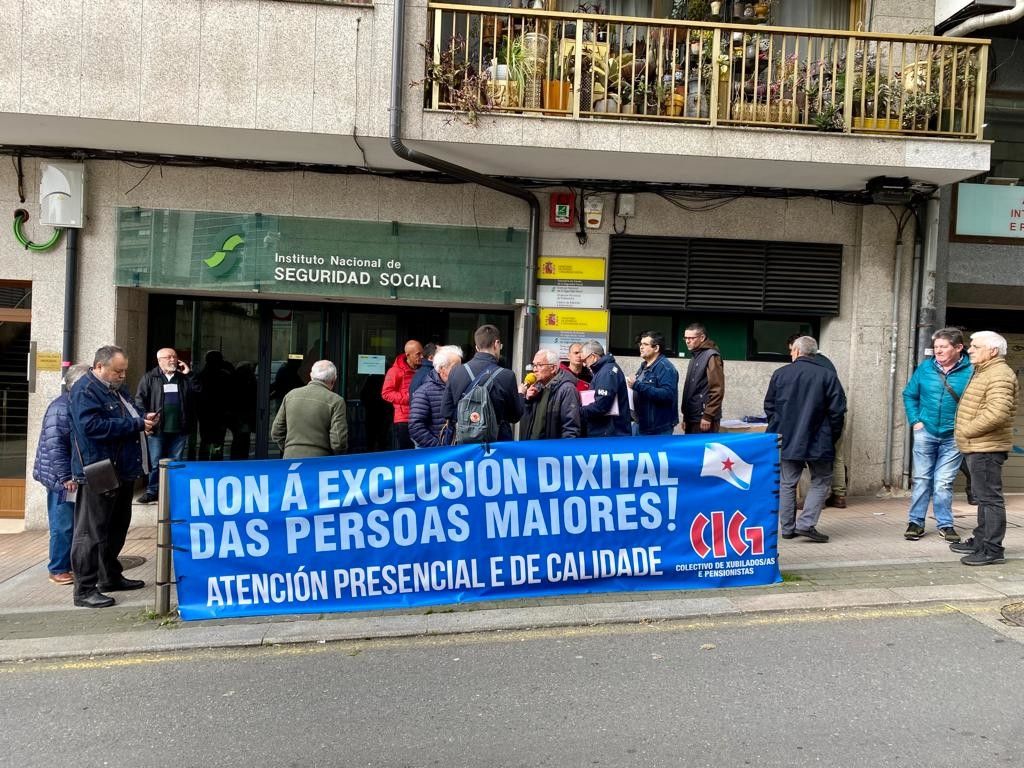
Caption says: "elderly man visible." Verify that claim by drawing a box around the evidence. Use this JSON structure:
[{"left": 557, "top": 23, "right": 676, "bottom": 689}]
[
  {"left": 382, "top": 340, "right": 424, "bottom": 450},
  {"left": 134, "top": 347, "right": 199, "bottom": 504},
  {"left": 680, "top": 323, "right": 724, "bottom": 434},
  {"left": 520, "top": 348, "right": 581, "bottom": 439},
  {"left": 627, "top": 330, "right": 679, "bottom": 436},
  {"left": 580, "top": 340, "right": 631, "bottom": 437},
  {"left": 765, "top": 336, "right": 847, "bottom": 543},
  {"left": 950, "top": 331, "right": 1019, "bottom": 566},
  {"left": 69, "top": 346, "right": 158, "bottom": 608},
  {"left": 409, "top": 345, "right": 463, "bottom": 447},
  {"left": 271, "top": 360, "right": 348, "bottom": 459}
]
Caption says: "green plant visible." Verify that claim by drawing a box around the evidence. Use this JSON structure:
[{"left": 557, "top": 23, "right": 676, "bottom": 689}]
[
  {"left": 671, "top": 0, "right": 711, "bottom": 20},
  {"left": 901, "top": 89, "right": 939, "bottom": 130},
  {"left": 416, "top": 39, "right": 492, "bottom": 127},
  {"left": 811, "top": 99, "right": 843, "bottom": 131},
  {"left": 495, "top": 35, "right": 529, "bottom": 99}
]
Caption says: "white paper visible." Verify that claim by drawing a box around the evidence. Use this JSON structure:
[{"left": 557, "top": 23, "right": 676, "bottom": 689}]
[
  {"left": 65, "top": 487, "right": 77, "bottom": 503},
  {"left": 162, "top": 383, "right": 179, "bottom": 394},
  {"left": 581, "top": 389, "right": 619, "bottom": 416}
]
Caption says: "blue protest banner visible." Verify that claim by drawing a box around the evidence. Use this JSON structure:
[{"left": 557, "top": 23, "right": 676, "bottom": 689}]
[{"left": 169, "top": 433, "right": 781, "bottom": 620}]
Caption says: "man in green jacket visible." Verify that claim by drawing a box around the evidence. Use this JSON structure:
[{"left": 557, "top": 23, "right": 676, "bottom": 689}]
[
  {"left": 951, "top": 331, "right": 1019, "bottom": 566},
  {"left": 271, "top": 360, "right": 348, "bottom": 458}
]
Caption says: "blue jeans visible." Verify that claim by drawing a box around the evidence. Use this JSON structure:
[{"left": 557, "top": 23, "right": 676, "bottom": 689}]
[
  {"left": 145, "top": 432, "right": 189, "bottom": 496},
  {"left": 46, "top": 489, "right": 74, "bottom": 574},
  {"left": 907, "top": 428, "right": 962, "bottom": 529}
]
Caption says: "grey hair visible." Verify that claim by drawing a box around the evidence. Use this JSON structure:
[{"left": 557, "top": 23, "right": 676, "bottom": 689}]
[
  {"left": 971, "top": 331, "right": 1008, "bottom": 357},
  {"left": 581, "top": 340, "right": 605, "bottom": 358},
  {"left": 310, "top": 360, "right": 337, "bottom": 383},
  {"left": 93, "top": 345, "right": 125, "bottom": 366},
  {"left": 932, "top": 327, "right": 964, "bottom": 347},
  {"left": 537, "top": 348, "right": 560, "bottom": 366},
  {"left": 791, "top": 336, "right": 818, "bottom": 356},
  {"left": 432, "top": 344, "right": 464, "bottom": 372},
  {"left": 63, "top": 363, "right": 91, "bottom": 391}
]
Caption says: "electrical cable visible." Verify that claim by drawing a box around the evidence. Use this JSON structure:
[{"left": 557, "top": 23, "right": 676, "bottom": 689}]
[{"left": 12, "top": 210, "right": 64, "bottom": 251}]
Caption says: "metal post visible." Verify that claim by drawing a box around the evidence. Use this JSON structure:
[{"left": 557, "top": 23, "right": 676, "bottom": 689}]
[{"left": 154, "top": 458, "right": 173, "bottom": 615}]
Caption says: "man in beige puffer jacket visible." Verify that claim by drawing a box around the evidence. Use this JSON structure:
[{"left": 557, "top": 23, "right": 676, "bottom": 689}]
[{"left": 952, "top": 331, "right": 1019, "bottom": 566}]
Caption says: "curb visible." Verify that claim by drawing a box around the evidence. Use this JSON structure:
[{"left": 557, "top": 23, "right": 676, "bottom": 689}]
[{"left": 3, "top": 581, "right": 1022, "bottom": 663}]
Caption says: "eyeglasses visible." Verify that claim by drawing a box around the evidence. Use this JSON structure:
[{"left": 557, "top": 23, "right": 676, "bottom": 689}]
[
  {"left": 533, "top": 362, "right": 555, "bottom": 369},
  {"left": 683, "top": 335, "right": 701, "bottom": 341},
  {"left": 638, "top": 341, "right": 653, "bottom": 348}
]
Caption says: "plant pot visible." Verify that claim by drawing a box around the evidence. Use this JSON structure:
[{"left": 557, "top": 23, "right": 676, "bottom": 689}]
[
  {"left": 853, "top": 116, "right": 901, "bottom": 131},
  {"left": 754, "top": 2, "right": 769, "bottom": 20},
  {"left": 486, "top": 79, "right": 522, "bottom": 109},
  {"left": 544, "top": 80, "right": 572, "bottom": 114},
  {"left": 939, "top": 109, "right": 965, "bottom": 133},
  {"left": 683, "top": 79, "right": 709, "bottom": 118},
  {"left": 593, "top": 95, "right": 621, "bottom": 113}
]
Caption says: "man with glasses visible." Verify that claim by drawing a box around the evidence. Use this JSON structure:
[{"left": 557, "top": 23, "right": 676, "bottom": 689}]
[
  {"left": 627, "top": 331, "right": 679, "bottom": 436},
  {"left": 951, "top": 331, "right": 1019, "bottom": 566},
  {"left": 520, "top": 348, "right": 581, "bottom": 439},
  {"left": 134, "top": 347, "right": 198, "bottom": 504},
  {"left": 442, "top": 324, "right": 523, "bottom": 442},
  {"left": 580, "top": 340, "right": 631, "bottom": 437},
  {"left": 69, "top": 345, "right": 159, "bottom": 607},
  {"left": 680, "top": 323, "right": 724, "bottom": 434}
]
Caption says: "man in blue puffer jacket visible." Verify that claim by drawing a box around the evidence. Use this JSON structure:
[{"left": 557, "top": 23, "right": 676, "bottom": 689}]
[
  {"left": 901, "top": 327, "right": 973, "bottom": 542},
  {"left": 32, "top": 363, "right": 91, "bottom": 585},
  {"left": 69, "top": 345, "right": 158, "bottom": 608},
  {"left": 627, "top": 330, "right": 679, "bottom": 435},
  {"left": 409, "top": 345, "right": 463, "bottom": 448}
]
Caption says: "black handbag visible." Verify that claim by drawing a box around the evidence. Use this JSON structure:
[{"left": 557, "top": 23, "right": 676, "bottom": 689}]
[{"left": 82, "top": 458, "right": 121, "bottom": 496}]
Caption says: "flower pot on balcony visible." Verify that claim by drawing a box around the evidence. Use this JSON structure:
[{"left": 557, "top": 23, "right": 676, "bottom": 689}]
[
  {"left": 754, "top": 2, "right": 769, "bottom": 20},
  {"left": 683, "top": 78, "right": 709, "bottom": 118},
  {"left": 853, "top": 116, "right": 901, "bottom": 131},
  {"left": 545, "top": 79, "right": 572, "bottom": 114},
  {"left": 939, "top": 109, "right": 966, "bottom": 133},
  {"left": 593, "top": 94, "right": 621, "bottom": 113}
]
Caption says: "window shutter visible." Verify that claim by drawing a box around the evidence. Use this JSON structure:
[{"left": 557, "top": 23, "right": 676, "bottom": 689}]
[{"left": 609, "top": 235, "right": 842, "bottom": 316}]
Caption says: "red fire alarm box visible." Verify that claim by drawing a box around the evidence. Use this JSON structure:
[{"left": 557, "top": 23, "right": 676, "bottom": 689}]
[{"left": 549, "top": 191, "right": 575, "bottom": 228}]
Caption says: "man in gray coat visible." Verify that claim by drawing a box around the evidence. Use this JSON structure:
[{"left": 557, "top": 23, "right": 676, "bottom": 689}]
[{"left": 271, "top": 360, "right": 348, "bottom": 458}]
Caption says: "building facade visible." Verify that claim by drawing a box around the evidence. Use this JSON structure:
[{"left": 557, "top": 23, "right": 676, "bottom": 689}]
[{"left": 0, "top": 0, "right": 996, "bottom": 527}]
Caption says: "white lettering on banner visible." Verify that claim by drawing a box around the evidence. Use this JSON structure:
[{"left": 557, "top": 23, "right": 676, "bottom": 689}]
[
  {"left": 189, "top": 519, "right": 270, "bottom": 559},
  {"left": 333, "top": 558, "right": 486, "bottom": 598},
  {"left": 286, "top": 505, "right": 471, "bottom": 552},
  {"left": 190, "top": 475, "right": 270, "bottom": 516},
  {"left": 546, "top": 547, "right": 663, "bottom": 583},
  {"left": 536, "top": 452, "right": 677, "bottom": 492},
  {"left": 484, "top": 492, "right": 668, "bottom": 540},
  {"left": 207, "top": 567, "right": 330, "bottom": 607}
]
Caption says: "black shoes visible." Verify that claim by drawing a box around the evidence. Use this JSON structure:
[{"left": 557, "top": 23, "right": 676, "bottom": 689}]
[
  {"left": 780, "top": 532, "right": 797, "bottom": 539},
  {"left": 904, "top": 523, "right": 925, "bottom": 541},
  {"left": 795, "top": 527, "right": 829, "bottom": 543},
  {"left": 99, "top": 577, "right": 145, "bottom": 592},
  {"left": 961, "top": 551, "right": 1005, "bottom": 566},
  {"left": 825, "top": 494, "right": 847, "bottom": 509},
  {"left": 136, "top": 493, "right": 158, "bottom": 505},
  {"left": 74, "top": 592, "right": 115, "bottom": 608},
  {"left": 950, "top": 538, "right": 977, "bottom": 554},
  {"left": 938, "top": 526, "right": 961, "bottom": 543}
]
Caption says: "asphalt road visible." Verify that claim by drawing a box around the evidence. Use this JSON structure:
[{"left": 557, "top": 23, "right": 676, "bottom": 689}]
[{"left": 3, "top": 604, "right": 1022, "bottom": 768}]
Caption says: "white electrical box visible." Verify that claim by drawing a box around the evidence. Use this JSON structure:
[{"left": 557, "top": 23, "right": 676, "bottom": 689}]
[
  {"left": 616, "top": 193, "right": 636, "bottom": 218},
  {"left": 40, "top": 162, "right": 85, "bottom": 228}
]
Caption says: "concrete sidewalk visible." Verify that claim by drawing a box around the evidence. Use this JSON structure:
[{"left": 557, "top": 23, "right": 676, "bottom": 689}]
[{"left": 2, "top": 494, "right": 1023, "bottom": 662}]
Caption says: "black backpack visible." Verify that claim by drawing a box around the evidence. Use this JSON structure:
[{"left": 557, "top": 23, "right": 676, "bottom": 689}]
[{"left": 455, "top": 364, "right": 503, "bottom": 444}]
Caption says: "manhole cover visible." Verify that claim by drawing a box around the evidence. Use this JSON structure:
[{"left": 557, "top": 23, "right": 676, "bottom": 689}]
[
  {"left": 1000, "top": 602, "right": 1024, "bottom": 627},
  {"left": 118, "top": 555, "right": 147, "bottom": 570}
]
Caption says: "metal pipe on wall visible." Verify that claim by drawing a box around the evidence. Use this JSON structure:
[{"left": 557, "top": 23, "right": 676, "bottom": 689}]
[
  {"left": 882, "top": 218, "right": 906, "bottom": 491},
  {"left": 62, "top": 228, "right": 79, "bottom": 369},
  {"left": 901, "top": 210, "right": 924, "bottom": 490},
  {"left": 388, "top": 0, "right": 541, "bottom": 369}
]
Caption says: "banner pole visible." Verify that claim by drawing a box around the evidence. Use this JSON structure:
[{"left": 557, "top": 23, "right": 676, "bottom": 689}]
[{"left": 154, "top": 458, "right": 172, "bottom": 616}]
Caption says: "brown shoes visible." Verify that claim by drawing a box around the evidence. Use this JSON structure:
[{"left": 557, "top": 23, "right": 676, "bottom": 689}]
[
  {"left": 48, "top": 572, "right": 74, "bottom": 585},
  {"left": 825, "top": 494, "right": 847, "bottom": 509}
]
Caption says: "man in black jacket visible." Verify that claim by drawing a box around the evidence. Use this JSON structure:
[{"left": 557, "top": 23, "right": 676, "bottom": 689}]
[
  {"left": 765, "top": 336, "right": 847, "bottom": 543},
  {"left": 134, "top": 347, "right": 199, "bottom": 504},
  {"left": 520, "top": 348, "right": 581, "bottom": 439},
  {"left": 442, "top": 325, "right": 523, "bottom": 442}
]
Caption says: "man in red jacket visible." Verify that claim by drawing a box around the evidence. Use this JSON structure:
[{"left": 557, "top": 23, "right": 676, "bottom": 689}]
[{"left": 381, "top": 340, "right": 423, "bottom": 449}]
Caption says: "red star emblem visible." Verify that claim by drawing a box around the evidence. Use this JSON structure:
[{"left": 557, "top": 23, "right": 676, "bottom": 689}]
[{"left": 721, "top": 457, "right": 735, "bottom": 471}]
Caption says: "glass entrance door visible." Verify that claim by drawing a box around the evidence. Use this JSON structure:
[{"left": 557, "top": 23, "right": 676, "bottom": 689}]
[{"left": 266, "top": 306, "right": 326, "bottom": 459}]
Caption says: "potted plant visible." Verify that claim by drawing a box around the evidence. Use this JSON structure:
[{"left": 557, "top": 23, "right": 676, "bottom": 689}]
[
  {"left": 418, "top": 39, "right": 491, "bottom": 127},
  {"left": 486, "top": 36, "right": 528, "bottom": 109}
]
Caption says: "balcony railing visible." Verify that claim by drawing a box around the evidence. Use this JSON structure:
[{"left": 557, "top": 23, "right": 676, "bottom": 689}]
[{"left": 424, "top": 3, "right": 988, "bottom": 139}]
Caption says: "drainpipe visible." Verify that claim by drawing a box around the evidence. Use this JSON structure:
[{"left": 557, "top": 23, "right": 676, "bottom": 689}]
[
  {"left": 915, "top": 197, "right": 940, "bottom": 363},
  {"left": 943, "top": 0, "right": 1024, "bottom": 37},
  {"left": 62, "top": 228, "right": 79, "bottom": 369},
  {"left": 900, "top": 208, "right": 924, "bottom": 490},
  {"left": 882, "top": 215, "right": 908, "bottom": 491},
  {"left": 389, "top": 0, "right": 541, "bottom": 368}
]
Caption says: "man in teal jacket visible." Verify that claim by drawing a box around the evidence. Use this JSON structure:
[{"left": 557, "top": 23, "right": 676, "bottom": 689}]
[{"left": 902, "top": 327, "right": 973, "bottom": 542}]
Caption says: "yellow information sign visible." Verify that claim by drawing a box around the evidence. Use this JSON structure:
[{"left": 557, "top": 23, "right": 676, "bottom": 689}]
[
  {"left": 537, "top": 257, "right": 606, "bottom": 282},
  {"left": 538, "top": 308, "right": 609, "bottom": 333},
  {"left": 36, "top": 351, "right": 63, "bottom": 372}
]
